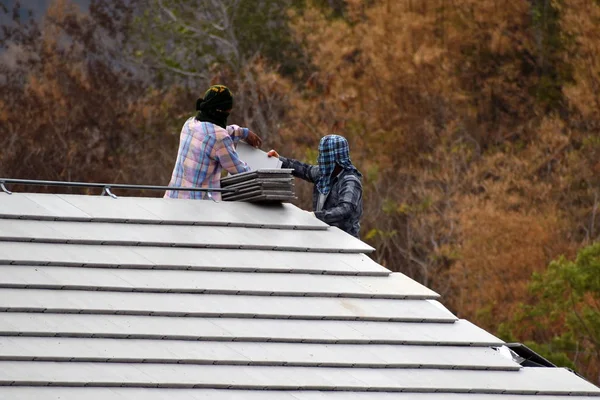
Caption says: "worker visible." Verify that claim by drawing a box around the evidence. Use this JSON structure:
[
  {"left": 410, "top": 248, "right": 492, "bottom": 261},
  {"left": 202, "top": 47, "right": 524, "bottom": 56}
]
[
  {"left": 165, "top": 85, "right": 262, "bottom": 200},
  {"left": 268, "top": 134, "right": 363, "bottom": 238}
]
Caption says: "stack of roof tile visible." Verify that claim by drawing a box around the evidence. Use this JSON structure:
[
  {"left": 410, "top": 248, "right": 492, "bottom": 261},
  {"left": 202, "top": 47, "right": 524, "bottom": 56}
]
[{"left": 221, "top": 168, "right": 296, "bottom": 202}]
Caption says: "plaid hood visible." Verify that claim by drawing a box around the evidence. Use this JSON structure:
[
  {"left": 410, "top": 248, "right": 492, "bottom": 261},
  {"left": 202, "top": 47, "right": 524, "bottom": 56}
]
[{"left": 317, "top": 135, "right": 360, "bottom": 195}]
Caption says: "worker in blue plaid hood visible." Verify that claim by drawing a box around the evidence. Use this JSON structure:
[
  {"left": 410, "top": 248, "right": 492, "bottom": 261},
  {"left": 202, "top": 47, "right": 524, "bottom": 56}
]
[{"left": 268, "top": 135, "right": 363, "bottom": 238}]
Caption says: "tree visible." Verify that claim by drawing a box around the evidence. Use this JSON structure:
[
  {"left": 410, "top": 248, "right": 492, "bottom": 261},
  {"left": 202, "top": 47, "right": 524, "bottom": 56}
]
[
  {"left": 0, "top": 0, "right": 186, "bottom": 188},
  {"left": 501, "top": 242, "right": 600, "bottom": 383},
  {"left": 133, "top": 0, "right": 303, "bottom": 81},
  {"left": 275, "top": 0, "right": 561, "bottom": 286},
  {"left": 130, "top": 0, "right": 303, "bottom": 142},
  {"left": 271, "top": 1, "right": 599, "bottom": 350}
]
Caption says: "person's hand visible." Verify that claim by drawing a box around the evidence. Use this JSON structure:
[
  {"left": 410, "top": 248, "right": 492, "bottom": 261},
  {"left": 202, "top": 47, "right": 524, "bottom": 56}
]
[
  {"left": 246, "top": 131, "right": 262, "bottom": 148},
  {"left": 267, "top": 150, "right": 280, "bottom": 158}
]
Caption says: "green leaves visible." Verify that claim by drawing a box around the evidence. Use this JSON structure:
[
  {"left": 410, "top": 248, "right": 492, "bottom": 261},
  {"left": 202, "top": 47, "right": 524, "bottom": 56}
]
[
  {"left": 503, "top": 242, "right": 600, "bottom": 375},
  {"left": 382, "top": 197, "right": 433, "bottom": 216},
  {"left": 131, "top": 0, "right": 305, "bottom": 84}
]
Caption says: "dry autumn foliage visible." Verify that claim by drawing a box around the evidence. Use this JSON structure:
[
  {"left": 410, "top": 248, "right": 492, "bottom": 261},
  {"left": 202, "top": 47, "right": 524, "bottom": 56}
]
[
  {"left": 1, "top": 0, "right": 599, "bottom": 383},
  {"left": 273, "top": 0, "right": 600, "bottom": 381},
  {"left": 0, "top": 0, "right": 188, "bottom": 190}
]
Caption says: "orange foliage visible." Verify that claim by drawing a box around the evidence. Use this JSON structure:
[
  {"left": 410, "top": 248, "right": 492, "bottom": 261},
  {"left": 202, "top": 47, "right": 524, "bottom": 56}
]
[
  {"left": 449, "top": 198, "right": 570, "bottom": 331},
  {"left": 0, "top": 0, "right": 187, "bottom": 188},
  {"left": 2, "top": 0, "right": 600, "bottom": 381},
  {"left": 559, "top": 0, "right": 600, "bottom": 118},
  {"left": 274, "top": 0, "right": 600, "bottom": 379}
]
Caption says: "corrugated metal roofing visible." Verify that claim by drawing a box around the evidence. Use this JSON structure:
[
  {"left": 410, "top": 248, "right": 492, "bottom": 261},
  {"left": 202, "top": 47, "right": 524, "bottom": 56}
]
[{"left": 0, "top": 192, "right": 598, "bottom": 398}]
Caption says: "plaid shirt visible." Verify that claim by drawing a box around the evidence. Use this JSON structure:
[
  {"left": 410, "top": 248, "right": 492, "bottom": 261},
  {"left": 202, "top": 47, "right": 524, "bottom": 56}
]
[
  {"left": 280, "top": 156, "right": 363, "bottom": 238},
  {"left": 165, "top": 118, "right": 250, "bottom": 201}
]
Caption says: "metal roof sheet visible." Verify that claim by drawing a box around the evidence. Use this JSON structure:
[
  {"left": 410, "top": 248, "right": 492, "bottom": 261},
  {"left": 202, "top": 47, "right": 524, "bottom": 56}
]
[
  {"left": 0, "top": 193, "right": 328, "bottom": 229},
  {"left": 0, "top": 265, "right": 437, "bottom": 298},
  {"left": 0, "top": 337, "right": 519, "bottom": 370},
  {"left": 0, "top": 313, "right": 501, "bottom": 345},
  {"left": 0, "top": 362, "right": 598, "bottom": 394},
  {"left": 0, "top": 219, "right": 373, "bottom": 252},
  {"left": 0, "top": 388, "right": 598, "bottom": 399},
  {"left": 0, "top": 288, "right": 456, "bottom": 321},
  {"left": 0, "top": 242, "right": 388, "bottom": 275},
  {"left": 0, "top": 192, "right": 598, "bottom": 398}
]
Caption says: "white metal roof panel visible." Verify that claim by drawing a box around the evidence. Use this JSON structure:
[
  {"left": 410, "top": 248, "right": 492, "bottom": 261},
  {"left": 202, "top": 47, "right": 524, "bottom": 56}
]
[
  {"left": 0, "top": 337, "right": 519, "bottom": 370},
  {"left": 0, "top": 289, "right": 456, "bottom": 321},
  {"left": 24, "top": 193, "right": 93, "bottom": 219},
  {"left": 0, "top": 242, "right": 388, "bottom": 275},
  {"left": 5, "top": 193, "right": 329, "bottom": 229},
  {"left": 0, "top": 265, "right": 436, "bottom": 298},
  {"left": 1, "top": 192, "right": 598, "bottom": 397},
  {"left": 0, "top": 219, "right": 374, "bottom": 253},
  {"left": 0, "top": 313, "right": 498, "bottom": 344},
  {"left": 123, "top": 195, "right": 329, "bottom": 229},
  {"left": 0, "top": 242, "right": 154, "bottom": 267},
  {"left": 0, "top": 193, "right": 61, "bottom": 220},
  {"left": 290, "top": 395, "right": 600, "bottom": 400},
  {"left": 0, "top": 362, "right": 598, "bottom": 394},
  {"left": 57, "top": 194, "right": 162, "bottom": 222},
  {"left": 0, "top": 388, "right": 598, "bottom": 400},
  {"left": 3, "top": 388, "right": 600, "bottom": 400}
]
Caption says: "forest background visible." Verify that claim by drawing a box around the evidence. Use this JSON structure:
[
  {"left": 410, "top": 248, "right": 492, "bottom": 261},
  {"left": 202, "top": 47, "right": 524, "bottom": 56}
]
[{"left": 1, "top": 0, "right": 599, "bottom": 384}]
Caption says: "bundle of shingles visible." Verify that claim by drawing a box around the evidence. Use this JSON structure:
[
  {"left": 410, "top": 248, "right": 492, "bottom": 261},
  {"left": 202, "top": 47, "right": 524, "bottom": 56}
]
[{"left": 220, "top": 169, "right": 296, "bottom": 203}]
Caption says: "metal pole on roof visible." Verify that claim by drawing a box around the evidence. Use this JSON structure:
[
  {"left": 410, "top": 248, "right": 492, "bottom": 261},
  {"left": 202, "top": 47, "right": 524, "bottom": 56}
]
[{"left": 0, "top": 178, "right": 236, "bottom": 200}]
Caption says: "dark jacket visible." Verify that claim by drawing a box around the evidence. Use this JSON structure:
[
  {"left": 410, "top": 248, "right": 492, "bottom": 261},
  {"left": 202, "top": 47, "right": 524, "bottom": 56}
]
[{"left": 280, "top": 156, "right": 363, "bottom": 238}]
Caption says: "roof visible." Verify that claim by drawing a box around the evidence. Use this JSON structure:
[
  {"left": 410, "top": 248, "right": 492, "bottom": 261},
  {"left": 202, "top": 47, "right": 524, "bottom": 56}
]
[{"left": 0, "top": 192, "right": 598, "bottom": 399}]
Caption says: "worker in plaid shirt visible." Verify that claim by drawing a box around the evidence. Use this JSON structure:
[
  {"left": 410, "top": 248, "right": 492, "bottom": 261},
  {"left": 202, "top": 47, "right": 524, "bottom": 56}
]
[
  {"left": 268, "top": 135, "right": 363, "bottom": 238},
  {"left": 165, "top": 85, "right": 262, "bottom": 201}
]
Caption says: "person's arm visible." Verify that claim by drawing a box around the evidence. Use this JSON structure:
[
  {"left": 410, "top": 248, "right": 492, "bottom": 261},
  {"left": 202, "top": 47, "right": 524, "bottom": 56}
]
[
  {"left": 314, "top": 175, "right": 362, "bottom": 223},
  {"left": 215, "top": 135, "right": 251, "bottom": 175},
  {"left": 227, "top": 125, "right": 262, "bottom": 147},
  {"left": 226, "top": 125, "right": 248, "bottom": 144},
  {"left": 279, "top": 156, "right": 320, "bottom": 183}
]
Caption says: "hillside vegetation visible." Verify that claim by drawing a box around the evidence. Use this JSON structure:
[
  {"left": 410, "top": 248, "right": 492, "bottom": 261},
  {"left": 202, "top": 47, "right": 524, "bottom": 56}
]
[{"left": 1, "top": 0, "right": 599, "bottom": 382}]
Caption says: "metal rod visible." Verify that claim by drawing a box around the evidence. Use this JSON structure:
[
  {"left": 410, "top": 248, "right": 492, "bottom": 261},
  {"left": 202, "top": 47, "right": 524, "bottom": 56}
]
[{"left": 0, "top": 178, "right": 236, "bottom": 193}]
